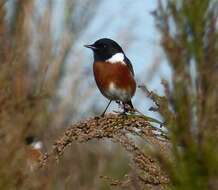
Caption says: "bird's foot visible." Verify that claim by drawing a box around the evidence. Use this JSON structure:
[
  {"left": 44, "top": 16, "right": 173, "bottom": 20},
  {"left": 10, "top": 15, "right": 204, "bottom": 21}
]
[
  {"left": 115, "top": 100, "right": 121, "bottom": 105},
  {"left": 94, "top": 116, "right": 101, "bottom": 120},
  {"left": 123, "top": 103, "right": 134, "bottom": 113}
]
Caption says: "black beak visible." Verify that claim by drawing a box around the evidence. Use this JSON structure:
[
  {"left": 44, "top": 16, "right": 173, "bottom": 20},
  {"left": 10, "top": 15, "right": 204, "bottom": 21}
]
[{"left": 84, "top": 44, "right": 97, "bottom": 50}]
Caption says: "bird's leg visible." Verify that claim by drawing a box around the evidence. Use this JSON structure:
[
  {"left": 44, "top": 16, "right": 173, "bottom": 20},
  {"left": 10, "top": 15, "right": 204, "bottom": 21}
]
[
  {"left": 115, "top": 101, "right": 127, "bottom": 114},
  {"left": 116, "top": 102, "right": 128, "bottom": 115},
  {"left": 101, "top": 100, "right": 112, "bottom": 117}
]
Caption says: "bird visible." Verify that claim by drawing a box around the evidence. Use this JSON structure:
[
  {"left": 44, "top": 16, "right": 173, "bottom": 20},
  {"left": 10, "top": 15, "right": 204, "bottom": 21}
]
[
  {"left": 24, "top": 136, "right": 43, "bottom": 172},
  {"left": 84, "top": 38, "right": 136, "bottom": 116}
]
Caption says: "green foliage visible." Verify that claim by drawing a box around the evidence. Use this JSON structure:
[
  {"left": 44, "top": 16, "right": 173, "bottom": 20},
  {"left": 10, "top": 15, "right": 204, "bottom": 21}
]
[{"left": 153, "top": 0, "right": 218, "bottom": 189}]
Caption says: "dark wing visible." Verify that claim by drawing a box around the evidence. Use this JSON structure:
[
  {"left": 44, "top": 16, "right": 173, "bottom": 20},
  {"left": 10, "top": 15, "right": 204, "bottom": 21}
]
[{"left": 124, "top": 56, "right": 134, "bottom": 76}]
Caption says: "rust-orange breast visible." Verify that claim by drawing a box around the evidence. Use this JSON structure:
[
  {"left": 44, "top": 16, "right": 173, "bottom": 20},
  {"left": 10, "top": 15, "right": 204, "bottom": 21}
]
[
  {"left": 25, "top": 147, "right": 42, "bottom": 171},
  {"left": 93, "top": 61, "right": 136, "bottom": 98}
]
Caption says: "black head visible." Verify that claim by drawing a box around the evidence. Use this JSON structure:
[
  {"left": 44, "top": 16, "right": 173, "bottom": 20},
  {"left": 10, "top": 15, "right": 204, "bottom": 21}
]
[
  {"left": 25, "top": 135, "right": 36, "bottom": 145},
  {"left": 25, "top": 135, "right": 43, "bottom": 149},
  {"left": 25, "top": 136, "right": 35, "bottom": 145},
  {"left": 84, "top": 38, "right": 124, "bottom": 61}
]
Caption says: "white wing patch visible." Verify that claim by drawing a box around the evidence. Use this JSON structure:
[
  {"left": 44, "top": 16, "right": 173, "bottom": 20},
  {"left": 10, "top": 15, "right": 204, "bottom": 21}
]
[{"left": 106, "top": 53, "right": 125, "bottom": 64}]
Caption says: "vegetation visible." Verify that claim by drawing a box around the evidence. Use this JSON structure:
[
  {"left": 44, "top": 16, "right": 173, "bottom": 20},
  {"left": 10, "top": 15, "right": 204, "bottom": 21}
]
[
  {"left": 154, "top": 1, "right": 218, "bottom": 189},
  {"left": 0, "top": 0, "right": 217, "bottom": 190}
]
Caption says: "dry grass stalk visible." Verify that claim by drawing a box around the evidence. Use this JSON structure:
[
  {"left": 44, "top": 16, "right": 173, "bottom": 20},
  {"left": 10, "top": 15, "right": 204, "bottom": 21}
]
[{"left": 41, "top": 113, "right": 170, "bottom": 189}]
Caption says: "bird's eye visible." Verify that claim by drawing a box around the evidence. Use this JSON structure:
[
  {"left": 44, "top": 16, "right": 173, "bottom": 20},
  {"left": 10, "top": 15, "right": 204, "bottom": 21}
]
[{"left": 103, "top": 44, "right": 107, "bottom": 48}]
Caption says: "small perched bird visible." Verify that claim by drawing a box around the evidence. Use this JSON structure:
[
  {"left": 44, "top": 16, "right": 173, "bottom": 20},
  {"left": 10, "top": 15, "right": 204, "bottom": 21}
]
[
  {"left": 85, "top": 38, "right": 136, "bottom": 116},
  {"left": 24, "top": 136, "right": 43, "bottom": 172}
]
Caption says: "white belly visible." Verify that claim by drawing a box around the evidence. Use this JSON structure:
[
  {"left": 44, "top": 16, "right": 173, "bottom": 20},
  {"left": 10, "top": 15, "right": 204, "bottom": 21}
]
[{"left": 104, "top": 82, "right": 132, "bottom": 102}]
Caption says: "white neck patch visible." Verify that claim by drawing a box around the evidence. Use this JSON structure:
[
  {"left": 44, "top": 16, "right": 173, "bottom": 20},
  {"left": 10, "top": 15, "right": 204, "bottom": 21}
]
[
  {"left": 32, "top": 141, "right": 43, "bottom": 150},
  {"left": 106, "top": 53, "right": 125, "bottom": 64}
]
